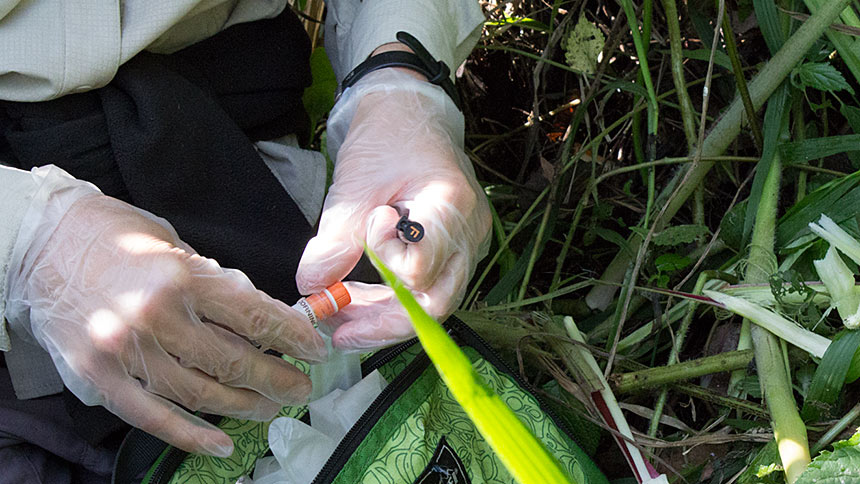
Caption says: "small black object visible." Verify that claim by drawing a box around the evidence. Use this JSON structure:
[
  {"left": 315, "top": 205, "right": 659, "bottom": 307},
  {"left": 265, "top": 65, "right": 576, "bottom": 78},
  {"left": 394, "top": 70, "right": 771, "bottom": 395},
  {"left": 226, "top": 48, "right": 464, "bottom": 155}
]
[
  {"left": 339, "top": 31, "right": 461, "bottom": 109},
  {"left": 396, "top": 215, "right": 424, "bottom": 243}
]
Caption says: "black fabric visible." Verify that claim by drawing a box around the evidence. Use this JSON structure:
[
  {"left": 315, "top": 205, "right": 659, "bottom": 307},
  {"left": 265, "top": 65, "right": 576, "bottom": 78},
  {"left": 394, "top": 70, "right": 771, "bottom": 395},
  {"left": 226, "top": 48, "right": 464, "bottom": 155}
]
[
  {"left": 0, "top": 8, "right": 315, "bottom": 484},
  {"left": 0, "top": 354, "right": 118, "bottom": 484},
  {"left": 1, "top": 8, "right": 314, "bottom": 304}
]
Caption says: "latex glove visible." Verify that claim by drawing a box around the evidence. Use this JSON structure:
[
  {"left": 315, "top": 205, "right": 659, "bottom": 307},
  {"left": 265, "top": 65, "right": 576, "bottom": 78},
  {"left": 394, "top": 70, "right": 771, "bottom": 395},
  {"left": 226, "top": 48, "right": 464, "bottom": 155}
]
[
  {"left": 5, "top": 167, "right": 327, "bottom": 457},
  {"left": 296, "top": 69, "right": 491, "bottom": 350}
]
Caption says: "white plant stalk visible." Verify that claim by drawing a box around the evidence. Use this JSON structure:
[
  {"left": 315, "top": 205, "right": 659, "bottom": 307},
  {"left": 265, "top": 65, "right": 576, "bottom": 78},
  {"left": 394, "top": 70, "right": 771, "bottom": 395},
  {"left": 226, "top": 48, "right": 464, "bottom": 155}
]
[
  {"left": 809, "top": 214, "right": 860, "bottom": 266},
  {"left": 813, "top": 246, "right": 860, "bottom": 329},
  {"left": 564, "top": 317, "right": 665, "bottom": 484},
  {"left": 703, "top": 291, "right": 831, "bottom": 358}
]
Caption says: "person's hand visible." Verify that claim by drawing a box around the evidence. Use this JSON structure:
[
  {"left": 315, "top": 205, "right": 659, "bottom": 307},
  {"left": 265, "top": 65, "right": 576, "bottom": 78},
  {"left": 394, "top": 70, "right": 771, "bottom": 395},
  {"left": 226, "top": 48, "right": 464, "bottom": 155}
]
[
  {"left": 296, "top": 69, "right": 491, "bottom": 350},
  {"left": 6, "top": 187, "right": 326, "bottom": 457}
]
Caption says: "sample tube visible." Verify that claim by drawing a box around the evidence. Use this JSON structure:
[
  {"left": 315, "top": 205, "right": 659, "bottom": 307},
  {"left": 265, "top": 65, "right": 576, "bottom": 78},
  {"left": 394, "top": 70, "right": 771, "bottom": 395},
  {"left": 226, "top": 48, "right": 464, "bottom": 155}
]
[
  {"left": 291, "top": 282, "right": 351, "bottom": 326},
  {"left": 291, "top": 283, "right": 362, "bottom": 401}
]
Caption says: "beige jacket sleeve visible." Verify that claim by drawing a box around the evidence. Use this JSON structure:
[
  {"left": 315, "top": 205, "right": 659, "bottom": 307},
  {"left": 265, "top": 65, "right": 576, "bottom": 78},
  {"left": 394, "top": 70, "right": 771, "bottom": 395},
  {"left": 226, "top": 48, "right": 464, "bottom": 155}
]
[
  {"left": 324, "top": 0, "right": 485, "bottom": 84},
  {"left": 0, "top": 166, "right": 44, "bottom": 350},
  {"left": 0, "top": 0, "right": 287, "bottom": 101}
]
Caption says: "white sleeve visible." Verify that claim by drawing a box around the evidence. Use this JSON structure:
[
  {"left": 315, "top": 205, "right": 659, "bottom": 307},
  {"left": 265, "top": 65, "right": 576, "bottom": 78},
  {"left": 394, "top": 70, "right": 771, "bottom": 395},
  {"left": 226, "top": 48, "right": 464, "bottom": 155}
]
[
  {"left": 0, "top": 0, "right": 287, "bottom": 102},
  {"left": 0, "top": 166, "right": 41, "bottom": 350},
  {"left": 324, "top": 0, "right": 485, "bottom": 83},
  {"left": 0, "top": 164, "right": 101, "bottom": 351}
]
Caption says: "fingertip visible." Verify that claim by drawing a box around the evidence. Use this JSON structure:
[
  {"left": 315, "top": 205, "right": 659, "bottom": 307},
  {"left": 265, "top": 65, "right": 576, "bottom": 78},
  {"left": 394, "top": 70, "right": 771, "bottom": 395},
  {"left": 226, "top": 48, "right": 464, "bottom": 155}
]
[
  {"left": 208, "top": 432, "right": 235, "bottom": 458},
  {"left": 296, "top": 236, "right": 362, "bottom": 293},
  {"left": 331, "top": 316, "right": 416, "bottom": 352}
]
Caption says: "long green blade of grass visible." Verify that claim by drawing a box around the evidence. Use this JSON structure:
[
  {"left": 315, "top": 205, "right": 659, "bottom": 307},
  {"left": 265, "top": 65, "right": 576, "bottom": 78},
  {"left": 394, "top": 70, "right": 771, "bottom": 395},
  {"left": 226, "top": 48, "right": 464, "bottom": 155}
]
[
  {"left": 367, "top": 248, "right": 575, "bottom": 484},
  {"left": 801, "top": 330, "right": 860, "bottom": 422},
  {"left": 779, "top": 134, "right": 860, "bottom": 161}
]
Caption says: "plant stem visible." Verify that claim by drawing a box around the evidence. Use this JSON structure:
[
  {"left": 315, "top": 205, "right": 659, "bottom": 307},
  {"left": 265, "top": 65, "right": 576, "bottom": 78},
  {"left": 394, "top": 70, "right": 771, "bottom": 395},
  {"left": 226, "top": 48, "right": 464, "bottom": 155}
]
[
  {"left": 746, "top": 149, "right": 810, "bottom": 483},
  {"left": 721, "top": 3, "right": 764, "bottom": 150},
  {"left": 647, "top": 272, "right": 711, "bottom": 438},
  {"left": 793, "top": 95, "right": 807, "bottom": 202},
  {"left": 616, "top": 357, "right": 771, "bottom": 419},
  {"left": 811, "top": 401, "right": 860, "bottom": 454},
  {"left": 585, "top": 0, "right": 853, "bottom": 311},
  {"left": 611, "top": 349, "right": 754, "bottom": 394},
  {"left": 662, "top": 0, "right": 698, "bottom": 152}
]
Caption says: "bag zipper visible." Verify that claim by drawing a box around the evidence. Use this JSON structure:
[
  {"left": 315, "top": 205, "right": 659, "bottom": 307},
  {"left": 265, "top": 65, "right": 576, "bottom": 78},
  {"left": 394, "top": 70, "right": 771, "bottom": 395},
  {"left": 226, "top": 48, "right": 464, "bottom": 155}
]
[
  {"left": 141, "top": 335, "right": 425, "bottom": 484},
  {"left": 310, "top": 316, "right": 586, "bottom": 484},
  {"left": 144, "top": 316, "right": 584, "bottom": 484},
  {"left": 311, "top": 352, "right": 432, "bottom": 484}
]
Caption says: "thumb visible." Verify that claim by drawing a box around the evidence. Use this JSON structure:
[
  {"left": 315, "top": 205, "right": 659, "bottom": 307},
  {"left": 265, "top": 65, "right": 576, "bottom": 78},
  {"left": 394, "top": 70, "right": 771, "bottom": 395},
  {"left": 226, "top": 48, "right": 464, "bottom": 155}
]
[{"left": 296, "top": 200, "right": 367, "bottom": 293}]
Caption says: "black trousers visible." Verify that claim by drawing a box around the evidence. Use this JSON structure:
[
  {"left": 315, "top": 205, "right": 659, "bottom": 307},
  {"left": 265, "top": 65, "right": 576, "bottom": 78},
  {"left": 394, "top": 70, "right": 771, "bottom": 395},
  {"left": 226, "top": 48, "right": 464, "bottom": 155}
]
[{"left": 0, "top": 8, "right": 314, "bottom": 483}]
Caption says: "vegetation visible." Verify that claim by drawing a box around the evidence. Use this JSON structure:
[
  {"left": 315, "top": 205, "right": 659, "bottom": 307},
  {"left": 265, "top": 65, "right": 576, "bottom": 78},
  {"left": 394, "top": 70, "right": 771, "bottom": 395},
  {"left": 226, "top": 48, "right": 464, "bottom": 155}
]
[{"left": 448, "top": 0, "right": 860, "bottom": 482}]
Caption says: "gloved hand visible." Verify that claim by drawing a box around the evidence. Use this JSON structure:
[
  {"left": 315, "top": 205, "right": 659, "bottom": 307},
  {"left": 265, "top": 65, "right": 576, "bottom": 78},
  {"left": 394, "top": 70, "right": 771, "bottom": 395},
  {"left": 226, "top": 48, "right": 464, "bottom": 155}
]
[
  {"left": 296, "top": 68, "right": 491, "bottom": 350},
  {"left": 5, "top": 167, "right": 327, "bottom": 457}
]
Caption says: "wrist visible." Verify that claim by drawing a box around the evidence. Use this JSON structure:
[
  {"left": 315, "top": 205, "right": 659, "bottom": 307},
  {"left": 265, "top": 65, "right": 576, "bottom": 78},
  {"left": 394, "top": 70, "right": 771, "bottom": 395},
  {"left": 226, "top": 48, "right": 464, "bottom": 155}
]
[{"left": 369, "top": 43, "right": 429, "bottom": 82}]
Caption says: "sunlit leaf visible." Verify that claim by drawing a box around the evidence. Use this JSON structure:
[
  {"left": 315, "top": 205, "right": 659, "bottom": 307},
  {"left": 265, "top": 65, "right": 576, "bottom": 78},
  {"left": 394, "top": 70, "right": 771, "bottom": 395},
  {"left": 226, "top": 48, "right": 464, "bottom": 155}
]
[
  {"left": 564, "top": 15, "right": 604, "bottom": 75},
  {"left": 368, "top": 249, "right": 575, "bottom": 484}
]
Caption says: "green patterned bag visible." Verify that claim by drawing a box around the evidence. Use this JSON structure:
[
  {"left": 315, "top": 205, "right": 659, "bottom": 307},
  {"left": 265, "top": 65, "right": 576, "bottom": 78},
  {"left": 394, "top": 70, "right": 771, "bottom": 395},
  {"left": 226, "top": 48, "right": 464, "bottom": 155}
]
[{"left": 112, "top": 317, "right": 608, "bottom": 484}]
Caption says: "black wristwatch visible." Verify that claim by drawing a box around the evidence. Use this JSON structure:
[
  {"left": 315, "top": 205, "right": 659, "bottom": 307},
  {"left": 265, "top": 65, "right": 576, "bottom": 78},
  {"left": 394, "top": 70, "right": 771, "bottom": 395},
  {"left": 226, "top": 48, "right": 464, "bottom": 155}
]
[{"left": 339, "top": 31, "right": 461, "bottom": 109}]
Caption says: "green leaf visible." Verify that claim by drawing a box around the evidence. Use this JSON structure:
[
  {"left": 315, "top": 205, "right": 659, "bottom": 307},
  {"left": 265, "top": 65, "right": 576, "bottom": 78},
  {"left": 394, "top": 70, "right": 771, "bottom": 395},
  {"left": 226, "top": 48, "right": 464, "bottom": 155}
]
[
  {"left": 367, "top": 248, "right": 576, "bottom": 484},
  {"left": 302, "top": 47, "right": 337, "bottom": 133},
  {"left": 680, "top": 48, "right": 734, "bottom": 70},
  {"left": 655, "top": 253, "right": 691, "bottom": 274},
  {"left": 792, "top": 62, "right": 855, "bottom": 93},
  {"left": 776, "top": 170, "right": 860, "bottom": 248},
  {"left": 652, "top": 224, "right": 710, "bottom": 246},
  {"left": 846, "top": 342, "right": 860, "bottom": 383},
  {"left": 719, "top": 200, "right": 748, "bottom": 251},
  {"left": 801, "top": 330, "right": 860, "bottom": 421},
  {"left": 563, "top": 15, "right": 605, "bottom": 74},
  {"left": 780, "top": 134, "right": 860, "bottom": 161},
  {"left": 591, "top": 227, "right": 633, "bottom": 256},
  {"left": 754, "top": 0, "right": 786, "bottom": 54},
  {"left": 796, "top": 431, "right": 860, "bottom": 484},
  {"left": 486, "top": 16, "right": 550, "bottom": 32}
]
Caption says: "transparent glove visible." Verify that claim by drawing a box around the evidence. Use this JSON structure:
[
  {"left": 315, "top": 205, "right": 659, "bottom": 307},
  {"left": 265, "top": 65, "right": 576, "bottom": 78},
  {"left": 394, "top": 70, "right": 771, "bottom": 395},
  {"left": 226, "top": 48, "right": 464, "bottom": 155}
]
[
  {"left": 5, "top": 167, "right": 327, "bottom": 457},
  {"left": 296, "top": 69, "right": 491, "bottom": 350}
]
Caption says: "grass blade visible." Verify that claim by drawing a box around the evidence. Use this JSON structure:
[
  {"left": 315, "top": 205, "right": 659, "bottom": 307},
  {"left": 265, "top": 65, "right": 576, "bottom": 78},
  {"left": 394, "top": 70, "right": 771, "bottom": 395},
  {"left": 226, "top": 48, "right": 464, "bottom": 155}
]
[
  {"left": 801, "top": 330, "right": 860, "bottom": 422},
  {"left": 779, "top": 134, "right": 860, "bottom": 161},
  {"left": 368, "top": 248, "right": 575, "bottom": 484}
]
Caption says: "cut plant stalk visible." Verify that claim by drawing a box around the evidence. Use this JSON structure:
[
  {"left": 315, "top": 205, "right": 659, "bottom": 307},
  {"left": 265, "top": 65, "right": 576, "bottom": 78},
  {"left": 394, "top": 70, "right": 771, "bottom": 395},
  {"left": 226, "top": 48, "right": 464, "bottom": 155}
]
[
  {"left": 734, "top": 142, "right": 811, "bottom": 483},
  {"left": 813, "top": 245, "right": 860, "bottom": 328},
  {"left": 546, "top": 316, "right": 667, "bottom": 484},
  {"left": 611, "top": 349, "right": 755, "bottom": 394},
  {"left": 585, "top": 0, "right": 853, "bottom": 311}
]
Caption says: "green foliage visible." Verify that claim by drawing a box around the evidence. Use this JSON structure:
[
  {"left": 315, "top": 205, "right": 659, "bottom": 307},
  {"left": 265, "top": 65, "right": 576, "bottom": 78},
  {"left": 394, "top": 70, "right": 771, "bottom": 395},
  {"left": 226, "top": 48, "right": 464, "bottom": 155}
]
[
  {"left": 776, "top": 171, "right": 860, "bottom": 248},
  {"left": 779, "top": 135, "right": 860, "bottom": 162},
  {"left": 680, "top": 48, "right": 733, "bottom": 70},
  {"left": 801, "top": 330, "right": 860, "bottom": 421},
  {"left": 486, "top": 16, "right": 550, "bottom": 32},
  {"left": 738, "top": 441, "right": 782, "bottom": 484},
  {"left": 368, "top": 249, "right": 575, "bottom": 484},
  {"left": 796, "top": 432, "right": 860, "bottom": 483},
  {"left": 651, "top": 224, "right": 709, "bottom": 247},
  {"left": 769, "top": 270, "right": 816, "bottom": 309},
  {"left": 563, "top": 15, "right": 604, "bottom": 75},
  {"left": 302, "top": 47, "right": 337, "bottom": 135},
  {"left": 792, "top": 62, "right": 855, "bottom": 94}
]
